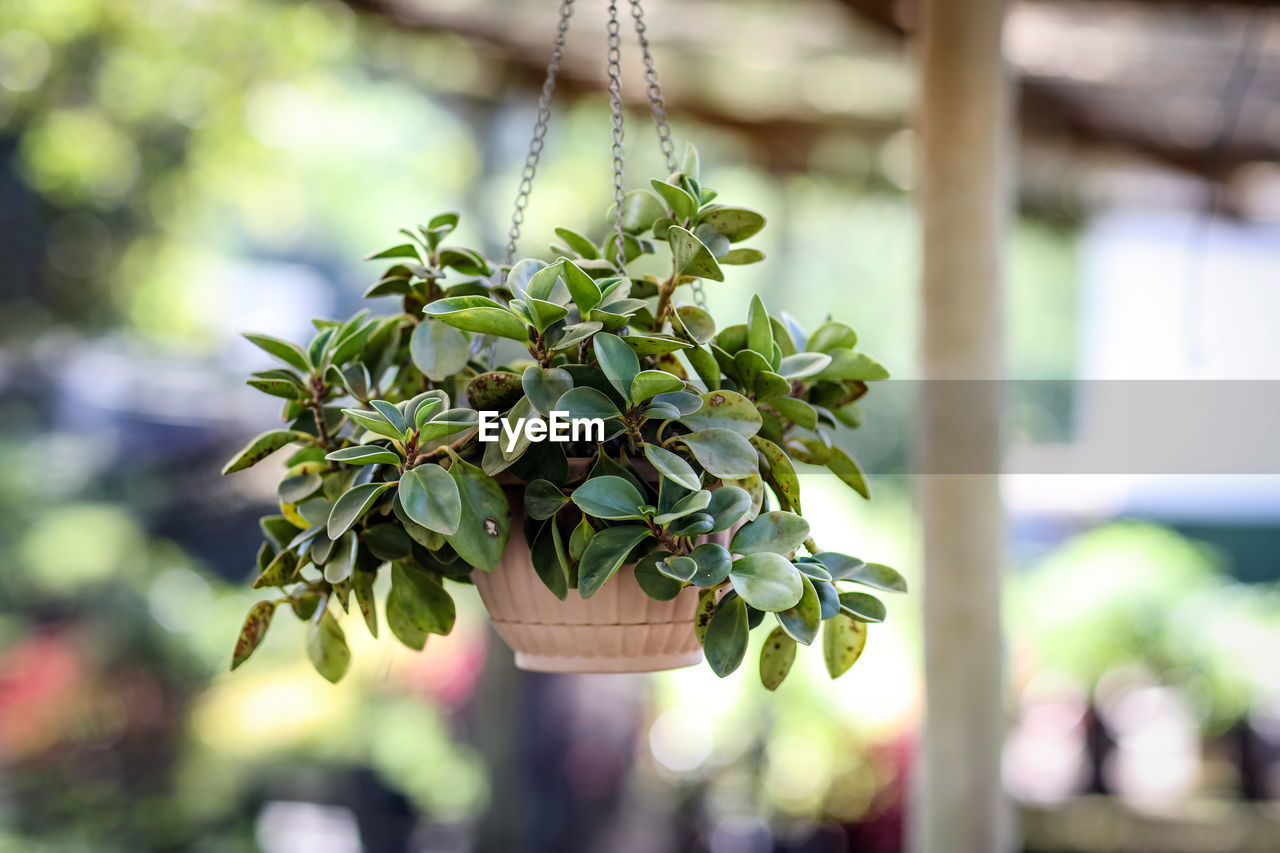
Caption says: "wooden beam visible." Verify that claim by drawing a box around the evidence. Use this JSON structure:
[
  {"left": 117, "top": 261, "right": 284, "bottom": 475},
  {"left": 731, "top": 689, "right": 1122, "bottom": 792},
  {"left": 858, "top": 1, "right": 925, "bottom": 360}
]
[{"left": 912, "top": 0, "right": 1010, "bottom": 851}]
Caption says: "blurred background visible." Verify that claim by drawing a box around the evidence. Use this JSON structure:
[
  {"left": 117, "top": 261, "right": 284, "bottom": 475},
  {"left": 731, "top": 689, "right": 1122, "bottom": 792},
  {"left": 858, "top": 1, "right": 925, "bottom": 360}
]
[{"left": 2, "top": 0, "right": 1280, "bottom": 850}]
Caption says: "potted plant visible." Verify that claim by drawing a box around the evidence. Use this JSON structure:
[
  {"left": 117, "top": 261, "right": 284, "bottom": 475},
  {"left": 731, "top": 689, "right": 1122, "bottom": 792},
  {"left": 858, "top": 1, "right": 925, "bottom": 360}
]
[{"left": 223, "top": 147, "right": 904, "bottom": 689}]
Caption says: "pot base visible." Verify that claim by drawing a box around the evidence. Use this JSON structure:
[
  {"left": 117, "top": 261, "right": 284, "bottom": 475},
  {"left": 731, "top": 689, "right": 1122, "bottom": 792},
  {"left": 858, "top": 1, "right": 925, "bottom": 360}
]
[{"left": 512, "top": 648, "right": 703, "bottom": 673}]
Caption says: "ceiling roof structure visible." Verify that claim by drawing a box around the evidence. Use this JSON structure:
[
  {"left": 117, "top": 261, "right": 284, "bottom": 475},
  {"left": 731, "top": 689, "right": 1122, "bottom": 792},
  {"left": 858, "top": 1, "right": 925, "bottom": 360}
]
[{"left": 344, "top": 0, "right": 1280, "bottom": 216}]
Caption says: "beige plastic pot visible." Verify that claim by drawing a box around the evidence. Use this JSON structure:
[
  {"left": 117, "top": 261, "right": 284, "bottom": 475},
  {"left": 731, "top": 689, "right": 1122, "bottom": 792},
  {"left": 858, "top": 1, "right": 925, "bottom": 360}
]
[{"left": 472, "top": 479, "right": 726, "bottom": 672}]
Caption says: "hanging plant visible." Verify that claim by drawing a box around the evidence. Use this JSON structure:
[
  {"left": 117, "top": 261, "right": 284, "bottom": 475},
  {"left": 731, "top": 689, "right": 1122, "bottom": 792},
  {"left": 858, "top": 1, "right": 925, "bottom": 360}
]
[{"left": 223, "top": 145, "right": 904, "bottom": 688}]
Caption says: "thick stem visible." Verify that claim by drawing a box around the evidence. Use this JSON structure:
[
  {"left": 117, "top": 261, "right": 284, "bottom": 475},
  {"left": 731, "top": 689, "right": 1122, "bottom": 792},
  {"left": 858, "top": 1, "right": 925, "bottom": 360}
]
[{"left": 652, "top": 274, "right": 678, "bottom": 326}]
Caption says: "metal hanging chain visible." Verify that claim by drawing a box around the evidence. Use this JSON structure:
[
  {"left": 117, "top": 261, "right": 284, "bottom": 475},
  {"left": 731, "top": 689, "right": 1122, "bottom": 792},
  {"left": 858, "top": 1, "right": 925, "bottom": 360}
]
[
  {"left": 504, "top": 0, "right": 576, "bottom": 268},
  {"left": 629, "top": 0, "right": 704, "bottom": 310},
  {"left": 629, "top": 0, "right": 677, "bottom": 175},
  {"left": 606, "top": 0, "right": 628, "bottom": 272}
]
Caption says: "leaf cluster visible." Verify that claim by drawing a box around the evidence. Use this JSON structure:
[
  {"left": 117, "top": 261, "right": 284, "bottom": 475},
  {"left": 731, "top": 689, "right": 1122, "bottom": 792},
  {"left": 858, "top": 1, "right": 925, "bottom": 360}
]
[{"left": 223, "top": 146, "right": 903, "bottom": 688}]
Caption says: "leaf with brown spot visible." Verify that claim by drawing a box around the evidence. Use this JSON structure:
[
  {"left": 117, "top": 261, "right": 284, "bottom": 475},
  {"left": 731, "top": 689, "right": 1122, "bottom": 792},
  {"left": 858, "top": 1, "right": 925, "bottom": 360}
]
[
  {"left": 694, "top": 587, "right": 718, "bottom": 645},
  {"left": 222, "top": 430, "right": 312, "bottom": 475},
  {"left": 759, "top": 626, "right": 797, "bottom": 691},
  {"left": 353, "top": 569, "right": 378, "bottom": 638},
  {"left": 822, "top": 613, "right": 868, "bottom": 679},
  {"left": 753, "top": 436, "right": 802, "bottom": 513},
  {"left": 253, "top": 548, "right": 300, "bottom": 589},
  {"left": 231, "top": 600, "right": 277, "bottom": 670}
]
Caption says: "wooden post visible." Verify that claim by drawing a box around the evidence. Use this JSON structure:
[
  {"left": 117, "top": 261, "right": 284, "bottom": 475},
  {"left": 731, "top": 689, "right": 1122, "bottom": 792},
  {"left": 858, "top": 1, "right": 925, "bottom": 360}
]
[{"left": 912, "top": 0, "right": 1010, "bottom": 851}]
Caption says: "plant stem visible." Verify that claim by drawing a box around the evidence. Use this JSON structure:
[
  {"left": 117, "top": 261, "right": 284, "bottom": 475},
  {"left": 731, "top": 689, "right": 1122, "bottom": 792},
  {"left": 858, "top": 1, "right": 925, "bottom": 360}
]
[{"left": 652, "top": 273, "right": 678, "bottom": 326}]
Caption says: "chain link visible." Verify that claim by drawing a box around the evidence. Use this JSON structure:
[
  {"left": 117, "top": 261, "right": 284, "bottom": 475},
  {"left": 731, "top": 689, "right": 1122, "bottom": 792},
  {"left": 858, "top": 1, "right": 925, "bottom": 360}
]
[
  {"left": 606, "top": 0, "right": 628, "bottom": 272},
  {"left": 504, "top": 0, "right": 575, "bottom": 268},
  {"left": 629, "top": 0, "right": 677, "bottom": 175}
]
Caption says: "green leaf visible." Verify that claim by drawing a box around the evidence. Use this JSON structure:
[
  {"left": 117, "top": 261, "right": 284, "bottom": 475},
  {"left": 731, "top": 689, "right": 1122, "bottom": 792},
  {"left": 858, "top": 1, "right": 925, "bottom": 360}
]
[
  {"left": 678, "top": 429, "right": 758, "bottom": 479},
  {"left": 699, "top": 206, "right": 766, "bottom": 243},
  {"left": 550, "top": 320, "right": 605, "bottom": 352},
  {"left": 530, "top": 520, "right": 570, "bottom": 600},
  {"left": 231, "top": 601, "right": 276, "bottom": 670},
  {"left": 825, "top": 444, "right": 871, "bottom": 499},
  {"left": 844, "top": 561, "right": 908, "bottom": 593},
  {"left": 677, "top": 346, "right": 721, "bottom": 391},
  {"left": 635, "top": 551, "right": 684, "bottom": 600},
  {"left": 324, "top": 531, "right": 358, "bottom": 583},
  {"left": 643, "top": 443, "right": 701, "bottom": 491},
  {"left": 362, "top": 523, "right": 413, "bottom": 561},
  {"left": 571, "top": 475, "right": 649, "bottom": 521},
  {"left": 222, "top": 430, "right": 311, "bottom": 474},
  {"left": 650, "top": 179, "right": 697, "bottom": 221},
  {"left": 307, "top": 610, "right": 351, "bottom": 683},
  {"left": 688, "top": 542, "right": 732, "bottom": 587},
  {"left": 777, "top": 574, "right": 821, "bottom": 645},
  {"left": 754, "top": 437, "right": 802, "bottom": 512},
  {"left": 554, "top": 228, "right": 600, "bottom": 260},
  {"left": 814, "top": 578, "right": 841, "bottom": 619},
  {"left": 525, "top": 479, "right": 569, "bottom": 520},
  {"left": 747, "top": 295, "right": 773, "bottom": 357},
  {"left": 822, "top": 613, "right": 868, "bottom": 678},
  {"left": 667, "top": 226, "right": 725, "bottom": 281},
  {"left": 705, "top": 486, "right": 751, "bottom": 533},
  {"left": 243, "top": 332, "right": 311, "bottom": 373},
  {"left": 327, "top": 445, "right": 400, "bottom": 466},
  {"left": 631, "top": 370, "right": 684, "bottom": 404},
  {"left": 729, "top": 552, "right": 804, "bottom": 611},
  {"left": 806, "top": 320, "right": 858, "bottom": 354},
  {"left": 677, "top": 390, "right": 762, "bottom": 436},
  {"left": 753, "top": 371, "right": 790, "bottom": 401},
  {"left": 720, "top": 248, "right": 765, "bottom": 265},
  {"left": 814, "top": 350, "right": 890, "bottom": 381},
  {"left": 650, "top": 390, "right": 704, "bottom": 416},
  {"left": 406, "top": 391, "right": 447, "bottom": 430},
  {"left": 420, "top": 408, "right": 480, "bottom": 442},
  {"left": 594, "top": 333, "right": 640, "bottom": 404},
  {"left": 759, "top": 626, "right": 797, "bottom": 691},
  {"left": 410, "top": 318, "right": 470, "bottom": 382},
  {"left": 443, "top": 456, "right": 510, "bottom": 571},
  {"left": 366, "top": 243, "right": 420, "bottom": 260},
  {"left": 652, "top": 489, "right": 711, "bottom": 525},
  {"left": 524, "top": 259, "right": 564, "bottom": 301},
  {"left": 622, "top": 189, "right": 666, "bottom": 233},
  {"left": 578, "top": 525, "right": 652, "bottom": 598},
  {"left": 777, "top": 352, "right": 832, "bottom": 379},
  {"left": 424, "top": 296, "right": 528, "bottom": 342},
  {"left": 704, "top": 594, "right": 749, "bottom": 677},
  {"left": 327, "top": 481, "right": 394, "bottom": 538},
  {"left": 556, "top": 386, "right": 622, "bottom": 421},
  {"left": 673, "top": 305, "right": 716, "bottom": 344},
  {"left": 667, "top": 512, "right": 714, "bottom": 537},
  {"left": 506, "top": 258, "right": 544, "bottom": 298},
  {"left": 561, "top": 258, "right": 603, "bottom": 314},
  {"left": 657, "top": 555, "right": 697, "bottom": 582},
  {"left": 767, "top": 397, "right": 818, "bottom": 430},
  {"left": 733, "top": 349, "right": 771, "bottom": 387},
  {"left": 388, "top": 562, "right": 456, "bottom": 640},
  {"left": 621, "top": 334, "right": 692, "bottom": 355},
  {"left": 399, "top": 465, "right": 462, "bottom": 535},
  {"left": 278, "top": 472, "right": 322, "bottom": 504},
  {"left": 569, "top": 515, "right": 594, "bottom": 562},
  {"left": 247, "top": 377, "right": 304, "bottom": 400},
  {"left": 731, "top": 511, "right": 810, "bottom": 556},
  {"left": 343, "top": 408, "right": 404, "bottom": 443},
  {"left": 839, "top": 591, "right": 887, "bottom": 623},
  {"left": 796, "top": 561, "right": 833, "bottom": 582},
  {"left": 526, "top": 298, "right": 569, "bottom": 333}
]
